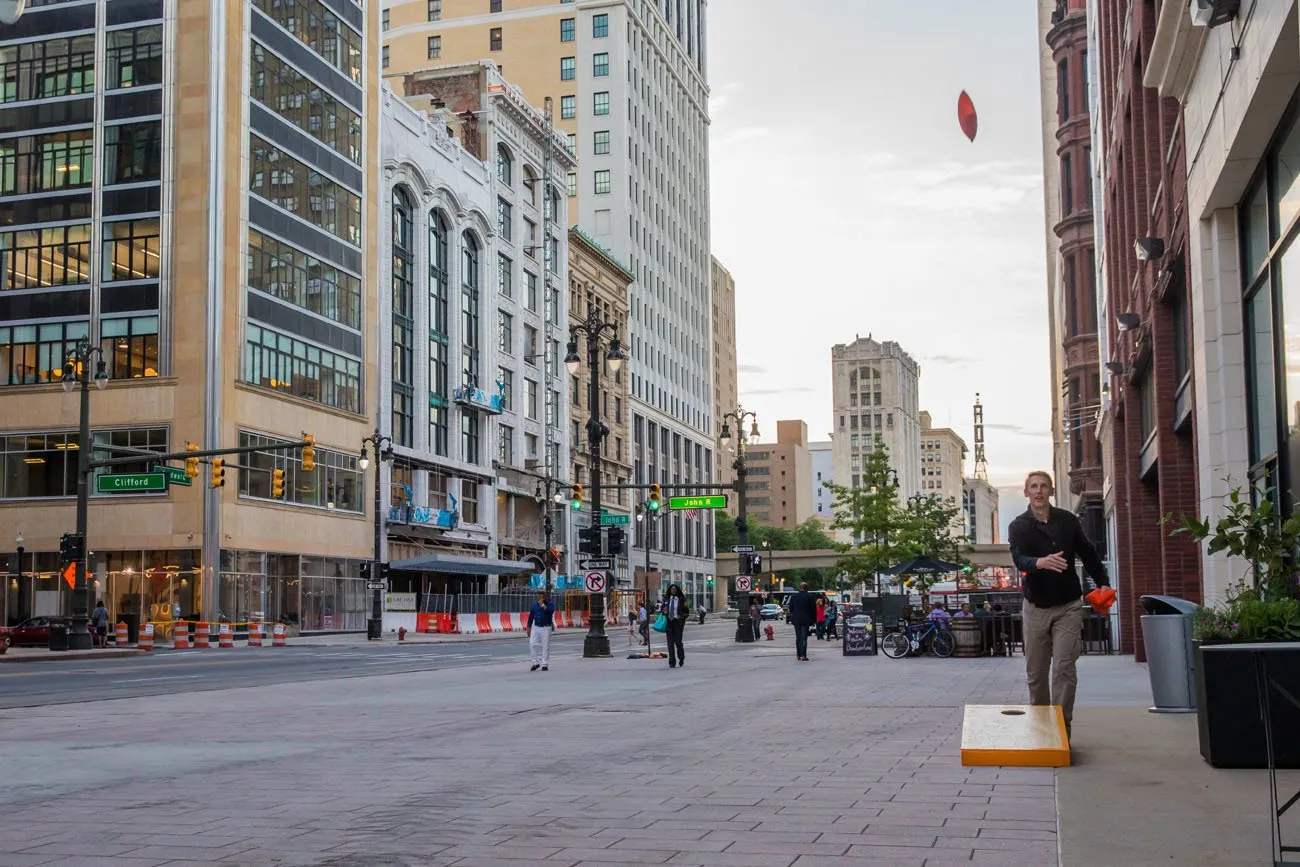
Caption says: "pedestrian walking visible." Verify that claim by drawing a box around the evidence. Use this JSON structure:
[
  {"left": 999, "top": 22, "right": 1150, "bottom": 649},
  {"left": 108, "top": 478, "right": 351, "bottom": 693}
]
[
  {"left": 1008, "top": 470, "right": 1110, "bottom": 739},
  {"left": 526, "top": 590, "right": 555, "bottom": 671},
  {"left": 788, "top": 583, "right": 816, "bottom": 661},
  {"left": 749, "top": 599, "right": 761, "bottom": 641},
  {"left": 814, "top": 597, "right": 827, "bottom": 640},
  {"left": 662, "top": 583, "right": 690, "bottom": 668},
  {"left": 825, "top": 601, "right": 838, "bottom": 640},
  {"left": 92, "top": 600, "right": 109, "bottom": 648},
  {"left": 638, "top": 600, "right": 649, "bottom": 646},
  {"left": 697, "top": 602, "right": 707, "bottom": 625}
]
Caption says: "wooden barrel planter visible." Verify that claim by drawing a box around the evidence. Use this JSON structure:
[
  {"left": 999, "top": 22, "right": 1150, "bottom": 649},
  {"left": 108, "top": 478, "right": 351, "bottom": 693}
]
[{"left": 951, "top": 618, "right": 983, "bottom": 658}]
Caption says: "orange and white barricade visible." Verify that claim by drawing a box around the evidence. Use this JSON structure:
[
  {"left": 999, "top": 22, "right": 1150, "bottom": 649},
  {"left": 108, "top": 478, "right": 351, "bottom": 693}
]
[
  {"left": 248, "top": 622, "right": 263, "bottom": 647},
  {"left": 272, "top": 623, "right": 286, "bottom": 647},
  {"left": 139, "top": 623, "right": 154, "bottom": 651},
  {"left": 456, "top": 614, "right": 478, "bottom": 634},
  {"left": 193, "top": 622, "right": 210, "bottom": 649},
  {"left": 218, "top": 623, "right": 234, "bottom": 648},
  {"left": 114, "top": 622, "right": 128, "bottom": 646},
  {"left": 172, "top": 621, "right": 189, "bottom": 650}
]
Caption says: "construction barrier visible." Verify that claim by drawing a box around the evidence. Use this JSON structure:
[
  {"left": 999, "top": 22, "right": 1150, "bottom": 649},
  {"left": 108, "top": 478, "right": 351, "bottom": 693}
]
[
  {"left": 115, "top": 622, "right": 128, "bottom": 647},
  {"left": 272, "top": 623, "right": 286, "bottom": 647},
  {"left": 139, "top": 623, "right": 154, "bottom": 651},
  {"left": 218, "top": 623, "right": 234, "bottom": 648},
  {"left": 457, "top": 615, "right": 479, "bottom": 635},
  {"left": 172, "top": 621, "right": 189, "bottom": 650},
  {"left": 416, "top": 612, "right": 439, "bottom": 633},
  {"left": 194, "top": 622, "right": 210, "bottom": 649},
  {"left": 248, "top": 622, "right": 263, "bottom": 647}
]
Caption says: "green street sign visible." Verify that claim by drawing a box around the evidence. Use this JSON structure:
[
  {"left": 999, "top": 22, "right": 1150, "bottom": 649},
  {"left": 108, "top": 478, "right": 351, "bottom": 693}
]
[
  {"left": 600, "top": 512, "right": 631, "bottom": 526},
  {"left": 155, "top": 464, "right": 192, "bottom": 487},
  {"left": 97, "top": 472, "right": 167, "bottom": 494},
  {"left": 668, "top": 495, "right": 727, "bottom": 510}
]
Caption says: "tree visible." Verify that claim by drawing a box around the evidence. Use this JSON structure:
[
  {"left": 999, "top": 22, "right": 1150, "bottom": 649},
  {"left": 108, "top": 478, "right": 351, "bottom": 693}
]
[
  {"left": 893, "top": 493, "right": 969, "bottom": 604},
  {"left": 824, "top": 439, "right": 910, "bottom": 591},
  {"left": 713, "top": 516, "right": 843, "bottom": 590}
]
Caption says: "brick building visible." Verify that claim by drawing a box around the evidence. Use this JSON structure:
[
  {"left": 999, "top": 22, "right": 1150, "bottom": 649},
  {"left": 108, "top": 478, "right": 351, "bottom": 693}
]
[{"left": 1090, "top": 0, "right": 1202, "bottom": 658}]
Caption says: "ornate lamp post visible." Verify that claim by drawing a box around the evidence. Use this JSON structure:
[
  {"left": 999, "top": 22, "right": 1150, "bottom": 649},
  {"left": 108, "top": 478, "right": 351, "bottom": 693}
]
[
  {"left": 565, "top": 313, "right": 627, "bottom": 659},
  {"left": 63, "top": 338, "right": 108, "bottom": 650},
  {"left": 359, "top": 429, "right": 394, "bottom": 640},
  {"left": 719, "top": 407, "right": 759, "bottom": 643},
  {"left": 535, "top": 479, "right": 568, "bottom": 591}
]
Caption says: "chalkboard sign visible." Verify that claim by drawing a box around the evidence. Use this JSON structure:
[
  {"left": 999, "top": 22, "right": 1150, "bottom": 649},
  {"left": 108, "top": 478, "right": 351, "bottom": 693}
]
[{"left": 842, "top": 615, "right": 876, "bottom": 656}]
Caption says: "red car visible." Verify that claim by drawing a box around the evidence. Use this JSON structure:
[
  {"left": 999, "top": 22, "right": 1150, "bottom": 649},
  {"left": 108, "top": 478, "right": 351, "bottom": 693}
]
[
  {"left": 0, "top": 625, "right": 9, "bottom": 653},
  {"left": 6, "top": 616, "right": 72, "bottom": 647}
]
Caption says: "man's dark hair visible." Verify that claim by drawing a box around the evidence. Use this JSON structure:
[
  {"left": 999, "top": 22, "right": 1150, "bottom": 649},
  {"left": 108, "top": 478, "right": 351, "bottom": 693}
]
[{"left": 800, "top": 582, "right": 808, "bottom": 590}]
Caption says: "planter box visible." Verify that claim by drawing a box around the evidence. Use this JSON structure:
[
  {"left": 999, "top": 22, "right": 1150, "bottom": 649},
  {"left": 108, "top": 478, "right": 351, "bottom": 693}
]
[{"left": 1195, "top": 642, "right": 1300, "bottom": 769}]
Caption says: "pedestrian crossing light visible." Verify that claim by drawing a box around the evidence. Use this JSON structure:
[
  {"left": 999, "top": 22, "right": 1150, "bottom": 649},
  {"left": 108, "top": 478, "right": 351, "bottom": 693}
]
[
  {"left": 302, "top": 434, "right": 316, "bottom": 471},
  {"left": 184, "top": 441, "right": 200, "bottom": 479},
  {"left": 271, "top": 467, "right": 285, "bottom": 499},
  {"left": 210, "top": 458, "right": 226, "bottom": 488},
  {"left": 570, "top": 482, "right": 583, "bottom": 511},
  {"left": 648, "top": 483, "right": 661, "bottom": 511}
]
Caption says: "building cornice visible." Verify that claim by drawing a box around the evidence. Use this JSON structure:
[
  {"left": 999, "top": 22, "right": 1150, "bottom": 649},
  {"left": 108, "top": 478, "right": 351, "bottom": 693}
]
[{"left": 1144, "top": 0, "right": 1207, "bottom": 101}]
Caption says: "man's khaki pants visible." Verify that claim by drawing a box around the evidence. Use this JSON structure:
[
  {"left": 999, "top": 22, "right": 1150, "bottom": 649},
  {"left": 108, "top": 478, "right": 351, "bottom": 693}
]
[{"left": 1023, "top": 601, "right": 1083, "bottom": 725}]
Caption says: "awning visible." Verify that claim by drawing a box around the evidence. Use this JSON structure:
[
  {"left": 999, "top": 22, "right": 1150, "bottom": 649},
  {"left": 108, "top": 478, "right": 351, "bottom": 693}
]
[{"left": 390, "top": 552, "right": 535, "bottom": 576}]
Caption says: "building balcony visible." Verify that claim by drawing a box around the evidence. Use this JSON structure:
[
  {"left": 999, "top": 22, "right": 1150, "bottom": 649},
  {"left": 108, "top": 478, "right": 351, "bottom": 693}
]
[{"left": 453, "top": 384, "right": 504, "bottom": 414}]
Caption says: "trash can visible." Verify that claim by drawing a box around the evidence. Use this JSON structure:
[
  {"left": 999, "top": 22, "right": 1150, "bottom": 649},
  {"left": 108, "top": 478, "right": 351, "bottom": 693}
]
[
  {"left": 1139, "top": 595, "right": 1199, "bottom": 713},
  {"left": 47, "top": 621, "right": 69, "bottom": 651}
]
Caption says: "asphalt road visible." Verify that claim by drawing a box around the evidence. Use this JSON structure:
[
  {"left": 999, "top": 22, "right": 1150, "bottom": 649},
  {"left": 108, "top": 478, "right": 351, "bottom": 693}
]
[{"left": 0, "top": 623, "right": 732, "bottom": 709}]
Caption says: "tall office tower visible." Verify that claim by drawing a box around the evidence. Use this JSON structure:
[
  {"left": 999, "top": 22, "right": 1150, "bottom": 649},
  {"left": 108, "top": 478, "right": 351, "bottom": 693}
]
[
  {"left": 711, "top": 256, "right": 737, "bottom": 515},
  {"left": 830, "top": 336, "right": 922, "bottom": 500},
  {"left": 0, "top": 1, "right": 382, "bottom": 631},
  {"left": 383, "top": 0, "right": 716, "bottom": 598}
]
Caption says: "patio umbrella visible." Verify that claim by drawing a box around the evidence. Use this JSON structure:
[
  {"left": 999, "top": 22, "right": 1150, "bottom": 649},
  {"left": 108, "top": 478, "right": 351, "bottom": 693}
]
[{"left": 884, "top": 556, "right": 961, "bottom": 576}]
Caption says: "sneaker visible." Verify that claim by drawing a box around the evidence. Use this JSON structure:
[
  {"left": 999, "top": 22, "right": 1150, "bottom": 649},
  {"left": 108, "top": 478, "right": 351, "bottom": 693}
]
[
  {"left": 541, "top": 665, "right": 548, "bottom": 671},
  {"left": 530, "top": 664, "right": 540, "bottom": 671}
]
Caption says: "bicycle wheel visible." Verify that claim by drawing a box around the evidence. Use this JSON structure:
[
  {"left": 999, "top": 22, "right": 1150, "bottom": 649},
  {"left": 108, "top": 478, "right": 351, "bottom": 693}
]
[
  {"left": 930, "top": 630, "right": 955, "bottom": 658},
  {"left": 882, "top": 631, "right": 910, "bottom": 659}
]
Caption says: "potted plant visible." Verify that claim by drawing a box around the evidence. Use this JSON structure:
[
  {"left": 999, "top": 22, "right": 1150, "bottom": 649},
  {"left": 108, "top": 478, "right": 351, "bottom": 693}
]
[{"left": 1172, "top": 487, "right": 1300, "bottom": 768}]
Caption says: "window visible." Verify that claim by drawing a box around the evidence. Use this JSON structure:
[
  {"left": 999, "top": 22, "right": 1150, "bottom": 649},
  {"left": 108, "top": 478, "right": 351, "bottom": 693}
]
[
  {"left": 593, "top": 91, "right": 610, "bottom": 115},
  {"left": 546, "top": 286, "right": 560, "bottom": 326},
  {"left": 1172, "top": 284, "right": 1189, "bottom": 382},
  {"left": 104, "top": 25, "right": 162, "bottom": 89},
  {"left": 593, "top": 13, "right": 609, "bottom": 37},
  {"left": 491, "top": 0, "right": 502, "bottom": 11},
  {"left": 392, "top": 189, "right": 415, "bottom": 447},
  {"left": 560, "top": 18, "right": 575, "bottom": 41},
  {"left": 1061, "top": 153, "right": 1073, "bottom": 216},
  {"left": 0, "top": 224, "right": 91, "bottom": 290},
  {"left": 594, "top": 130, "right": 610, "bottom": 154},
  {"left": 247, "top": 230, "right": 361, "bottom": 328},
  {"left": 566, "top": 171, "right": 577, "bottom": 197},
  {"left": 594, "top": 169, "right": 611, "bottom": 194},
  {"left": 101, "top": 316, "right": 159, "bottom": 380},
  {"left": 248, "top": 135, "right": 361, "bottom": 245},
  {"left": 561, "top": 56, "right": 575, "bottom": 80},
  {"left": 244, "top": 322, "right": 361, "bottom": 412},
  {"left": 0, "top": 320, "right": 87, "bottom": 386},
  {"left": 103, "top": 218, "right": 160, "bottom": 281},
  {"left": 238, "top": 430, "right": 361, "bottom": 512},
  {"left": 0, "top": 34, "right": 95, "bottom": 103},
  {"left": 497, "top": 253, "right": 512, "bottom": 298},
  {"left": 0, "top": 130, "right": 93, "bottom": 195},
  {"left": 0, "top": 430, "right": 79, "bottom": 499},
  {"left": 427, "top": 36, "right": 441, "bottom": 59},
  {"left": 252, "top": 0, "right": 361, "bottom": 82},
  {"left": 496, "top": 197, "right": 512, "bottom": 240},
  {"left": 565, "top": 133, "right": 576, "bottom": 156},
  {"left": 382, "top": 46, "right": 389, "bottom": 69},
  {"left": 382, "top": 9, "right": 389, "bottom": 30},
  {"left": 90, "top": 427, "right": 169, "bottom": 493},
  {"left": 496, "top": 144, "right": 512, "bottom": 185},
  {"left": 593, "top": 52, "right": 609, "bottom": 76},
  {"left": 545, "top": 235, "right": 559, "bottom": 274},
  {"left": 497, "top": 367, "right": 513, "bottom": 411},
  {"left": 461, "top": 476, "right": 479, "bottom": 522},
  {"left": 490, "top": 27, "right": 502, "bottom": 51},
  {"left": 525, "top": 433, "right": 538, "bottom": 459},
  {"left": 523, "top": 324, "right": 538, "bottom": 363},
  {"left": 497, "top": 309, "right": 513, "bottom": 354},
  {"left": 462, "top": 415, "right": 480, "bottom": 464},
  {"left": 561, "top": 95, "right": 576, "bottom": 119},
  {"left": 103, "top": 121, "right": 162, "bottom": 184},
  {"left": 1057, "top": 58, "right": 1070, "bottom": 122},
  {"left": 461, "top": 233, "right": 481, "bottom": 388},
  {"left": 525, "top": 271, "right": 538, "bottom": 311},
  {"left": 1139, "top": 373, "right": 1156, "bottom": 443},
  {"left": 498, "top": 423, "right": 513, "bottom": 464},
  {"left": 526, "top": 379, "right": 539, "bottom": 420},
  {"left": 428, "top": 0, "right": 441, "bottom": 20}
]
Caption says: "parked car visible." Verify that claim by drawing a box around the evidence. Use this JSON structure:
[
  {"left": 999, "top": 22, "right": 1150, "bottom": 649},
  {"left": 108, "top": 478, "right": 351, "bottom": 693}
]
[
  {"left": 0, "top": 625, "right": 9, "bottom": 653},
  {"left": 7, "top": 616, "right": 70, "bottom": 647},
  {"left": 759, "top": 603, "right": 783, "bottom": 621}
]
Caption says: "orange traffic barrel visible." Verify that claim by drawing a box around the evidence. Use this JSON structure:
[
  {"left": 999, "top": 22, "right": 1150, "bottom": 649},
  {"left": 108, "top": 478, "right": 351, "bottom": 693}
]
[
  {"left": 194, "top": 621, "right": 210, "bottom": 649},
  {"left": 272, "top": 623, "right": 286, "bottom": 647},
  {"left": 248, "top": 622, "right": 263, "bottom": 647},
  {"left": 139, "top": 624, "right": 154, "bottom": 652},
  {"left": 172, "top": 621, "right": 189, "bottom": 650},
  {"left": 218, "top": 623, "right": 234, "bottom": 648},
  {"left": 114, "top": 622, "right": 128, "bottom": 646}
]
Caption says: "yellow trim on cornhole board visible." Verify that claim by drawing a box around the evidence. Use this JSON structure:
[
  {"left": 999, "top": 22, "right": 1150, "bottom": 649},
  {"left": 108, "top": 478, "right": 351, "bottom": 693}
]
[{"left": 961, "top": 704, "right": 1071, "bottom": 767}]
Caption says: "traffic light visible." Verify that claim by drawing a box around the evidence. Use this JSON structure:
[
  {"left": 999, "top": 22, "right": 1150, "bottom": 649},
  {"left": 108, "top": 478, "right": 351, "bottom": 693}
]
[
  {"left": 379, "top": 562, "right": 391, "bottom": 582},
  {"left": 577, "top": 526, "right": 601, "bottom": 555},
  {"left": 271, "top": 467, "right": 285, "bottom": 499},
  {"left": 570, "top": 482, "right": 584, "bottom": 511},
  {"left": 752, "top": 554, "right": 762, "bottom": 573},
  {"left": 58, "top": 533, "right": 82, "bottom": 565},
  {"left": 302, "top": 434, "right": 316, "bottom": 471},
  {"left": 706, "top": 575, "right": 715, "bottom": 587},
  {"left": 184, "top": 441, "right": 200, "bottom": 479},
  {"left": 607, "top": 526, "right": 626, "bottom": 555},
  {"left": 648, "top": 483, "right": 661, "bottom": 511},
  {"left": 360, "top": 562, "right": 372, "bottom": 581},
  {"left": 210, "top": 458, "right": 225, "bottom": 488}
]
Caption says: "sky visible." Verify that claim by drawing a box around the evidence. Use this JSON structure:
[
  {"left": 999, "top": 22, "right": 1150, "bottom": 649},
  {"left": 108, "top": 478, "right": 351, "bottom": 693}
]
[{"left": 706, "top": 1, "right": 1047, "bottom": 527}]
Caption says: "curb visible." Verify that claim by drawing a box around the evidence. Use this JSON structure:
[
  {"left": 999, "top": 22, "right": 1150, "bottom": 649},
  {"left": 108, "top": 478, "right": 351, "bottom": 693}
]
[{"left": 0, "top": 648, "right": 147, "bottom": 663}]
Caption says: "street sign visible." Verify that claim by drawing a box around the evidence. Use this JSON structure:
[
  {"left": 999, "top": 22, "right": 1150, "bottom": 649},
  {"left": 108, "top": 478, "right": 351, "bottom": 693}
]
[
  {"left": 732, "top": 545, "right": 756, "bottom": 554},
  {"left": 96, "top": 472, "right": 166, "bottom": 494},
  {"left": 154, "top": 464, "right": 192, "bottom": 486},
  {"left": 584, "top": 570, "right": 607, "bottom": 593},
  {"left": 580, "top": 558, "right": 613, "bottom": 569},
  {"left": 668, "top": 494, "right": 727, "bottom": 510},
  {"left": 366, "top": 582, "right": 385, "bottom": 590},
  {"left": 735, "top": 575, "right": 752, "bottom": 592},
  {"left": 599, "top": 512, "right": 631, "bottom": 525}
]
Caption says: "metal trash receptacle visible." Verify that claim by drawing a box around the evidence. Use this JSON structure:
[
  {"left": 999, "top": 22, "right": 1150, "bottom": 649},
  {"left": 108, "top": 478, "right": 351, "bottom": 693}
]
[
  {"left": 1139, "top": 595, "right": 1199, "bottom": 713},
  {"left": 47, "top": 621, "right": 69, "bottom": 651}
]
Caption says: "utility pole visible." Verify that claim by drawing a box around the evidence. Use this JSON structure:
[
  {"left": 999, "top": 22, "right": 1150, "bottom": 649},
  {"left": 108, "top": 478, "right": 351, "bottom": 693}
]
[{"left": 720, "top": 407, "right": 759, "bottom": 643}]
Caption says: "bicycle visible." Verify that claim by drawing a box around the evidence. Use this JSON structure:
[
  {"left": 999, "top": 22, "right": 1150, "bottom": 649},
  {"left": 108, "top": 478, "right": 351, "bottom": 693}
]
[{"left": 881, "top": 618, "right": 955, "bottom": 659}]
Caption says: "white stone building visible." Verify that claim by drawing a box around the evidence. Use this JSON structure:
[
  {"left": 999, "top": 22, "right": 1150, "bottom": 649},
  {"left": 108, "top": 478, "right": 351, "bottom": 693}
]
[{"left": 830, "top": 336, "right": 922, "bottom": 500}]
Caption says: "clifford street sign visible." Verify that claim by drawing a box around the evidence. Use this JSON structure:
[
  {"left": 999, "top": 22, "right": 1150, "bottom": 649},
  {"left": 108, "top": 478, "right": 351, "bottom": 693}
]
[
  {"left": 154, "top": 464, "right": 192, "bottom": 486},
  {"left": 667, "top": 495, "right": 727, "bottom": 510},
  {"left": 96, "top": 472, "right": 167, "bottom": 494}
]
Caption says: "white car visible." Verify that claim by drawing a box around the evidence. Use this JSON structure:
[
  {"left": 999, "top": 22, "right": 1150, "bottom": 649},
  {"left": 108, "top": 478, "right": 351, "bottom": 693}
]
[{"left": 759, "top": 603, "right": 783, "bottom": 621}]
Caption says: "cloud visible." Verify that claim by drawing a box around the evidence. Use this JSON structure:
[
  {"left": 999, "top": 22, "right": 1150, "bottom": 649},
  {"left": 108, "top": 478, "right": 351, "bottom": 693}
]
[
  {"left": 738, "top": 363, "right": 767, "bottom": 374},
  {"left": 921, "top": 354, "right": 973, "bottom": 365},
  {"left": 985, "top": 422, "right": 1049, "bottom": 437},
  {"left": 709, "top": 80, "right": 742, "bottom": 114},
  {"left": 714, "top": 126, "right": 773, "bottom": 147}
]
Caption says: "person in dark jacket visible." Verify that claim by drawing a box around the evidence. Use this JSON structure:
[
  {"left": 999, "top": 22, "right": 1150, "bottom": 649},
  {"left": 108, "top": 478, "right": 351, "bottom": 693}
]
[
  {"left": 661, "top": 583, "right": 690, "bottom": 668},
  {"left": 1008, "top": 470, "right": 1110, "bottom": 736},
  {"left": 526, "top": 590, "right": 556, "bottom": 671},
  {"left": 787, "top": 583, "right": 817, "bottom": 661}
]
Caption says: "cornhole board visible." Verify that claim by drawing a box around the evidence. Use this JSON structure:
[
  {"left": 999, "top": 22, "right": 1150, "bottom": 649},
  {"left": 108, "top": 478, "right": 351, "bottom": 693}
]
[{"left": 961, "top": 704, "right": 1071, "bottom": 767}]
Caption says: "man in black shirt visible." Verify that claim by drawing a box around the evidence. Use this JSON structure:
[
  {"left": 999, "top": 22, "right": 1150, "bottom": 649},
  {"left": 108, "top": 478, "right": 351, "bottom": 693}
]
[{"left": 1007, "top": 471, "right": 1110, "bottom": 737}]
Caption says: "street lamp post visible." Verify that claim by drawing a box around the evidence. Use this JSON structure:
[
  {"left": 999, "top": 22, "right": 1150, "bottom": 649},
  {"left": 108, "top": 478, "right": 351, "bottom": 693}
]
[
  {"left": 63, "top": 338, "right": 108, "bottom": 650},
  {"left": 359, "top": 429, "right": 394, "bottom": 640},
  {"left": 719, "top": 407, "right": 759, "bottom": 643},
  {"left": 565, "top": 312, "right": 627, "bottom": 659},
  {"left": 535, "top": 479, "right": 568, "bottom": 591},
  {"left": 8, "top": 531, "right": 22, "bottom": 626}
]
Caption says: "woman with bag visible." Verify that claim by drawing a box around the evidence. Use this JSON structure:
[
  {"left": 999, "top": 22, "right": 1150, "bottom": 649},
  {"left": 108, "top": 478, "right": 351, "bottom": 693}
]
[
  {"left": 815, "top": 597, "right": 827, "bottom": 640},
  {"left": 660, "top": 583, "right": 690, "bottom": 668}
]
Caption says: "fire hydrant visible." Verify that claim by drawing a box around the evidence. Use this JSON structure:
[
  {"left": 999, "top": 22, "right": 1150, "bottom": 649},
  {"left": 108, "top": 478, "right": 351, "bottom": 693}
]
[
  {"left": 764, "top": 624, "right": 775, "bottom": 641},
  {"left": 398, "top": 626, "right": 407, "bottom": 642}
]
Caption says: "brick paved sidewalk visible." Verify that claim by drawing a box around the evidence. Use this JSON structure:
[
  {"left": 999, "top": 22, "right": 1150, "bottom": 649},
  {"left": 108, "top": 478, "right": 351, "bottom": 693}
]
[{"left": 0, "top": 624, "right": 1094, "bottom": 866}]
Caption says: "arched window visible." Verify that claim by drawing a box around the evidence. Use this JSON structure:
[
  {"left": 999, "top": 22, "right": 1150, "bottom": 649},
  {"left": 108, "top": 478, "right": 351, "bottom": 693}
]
[
  {"left": 496, "top": 144, "right": 513, "bottom": 186},
  {"left": 461, "top": 231, "right": 480, "bottom": 390},
  {"left": 521, "top": 165, "right": 538, "bottom": 205},
  {"left": 391, "top": 188, "right": 414, "bottom": 446},
  {"left": 428, "top": 210, "right": 450, "bottom": 456}
]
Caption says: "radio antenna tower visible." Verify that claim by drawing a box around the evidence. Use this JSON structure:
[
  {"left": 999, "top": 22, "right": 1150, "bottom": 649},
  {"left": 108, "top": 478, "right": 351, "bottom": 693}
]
[{"left": 973, "top": 393, "right": 988, "bottom": 481}]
